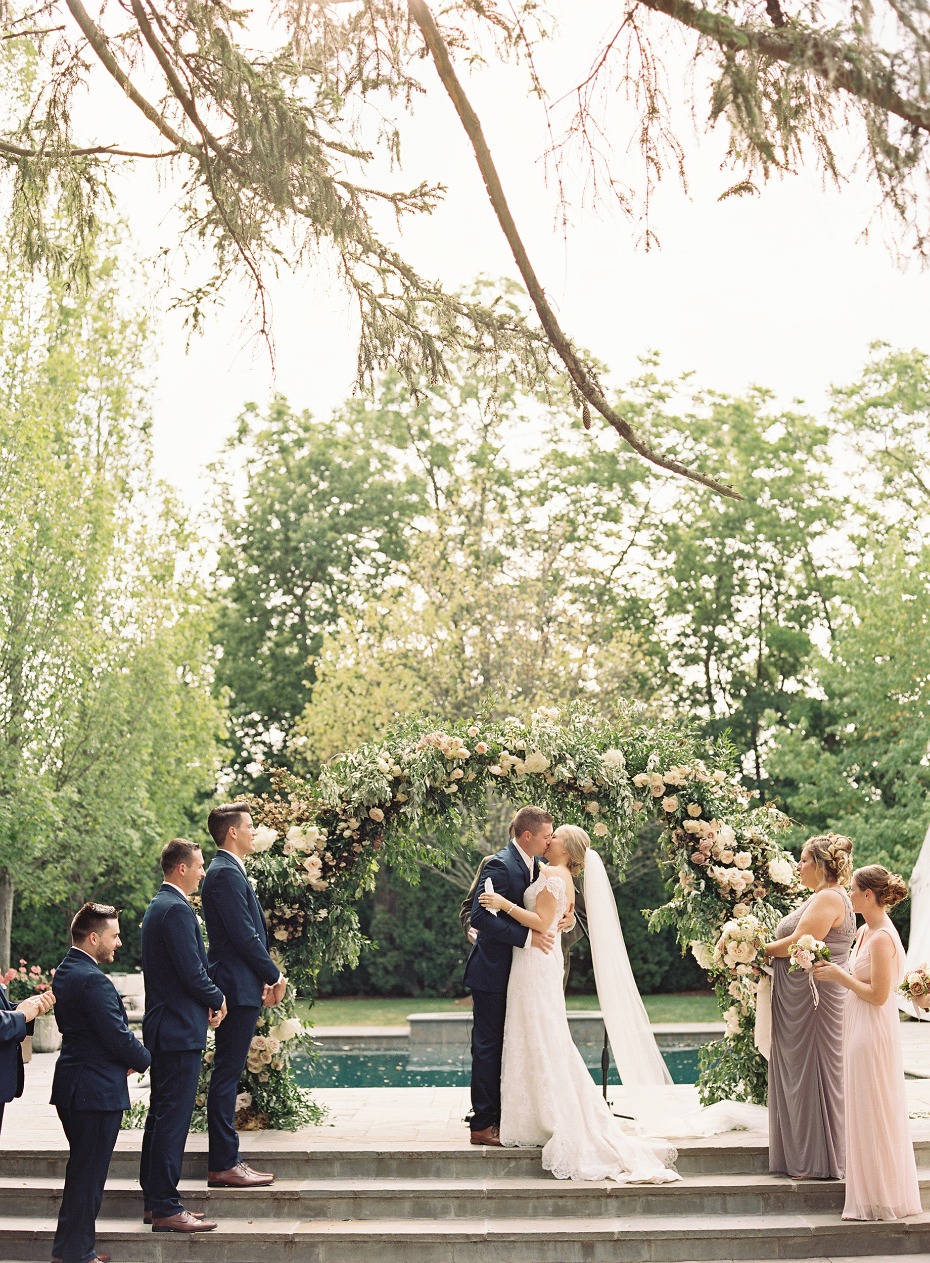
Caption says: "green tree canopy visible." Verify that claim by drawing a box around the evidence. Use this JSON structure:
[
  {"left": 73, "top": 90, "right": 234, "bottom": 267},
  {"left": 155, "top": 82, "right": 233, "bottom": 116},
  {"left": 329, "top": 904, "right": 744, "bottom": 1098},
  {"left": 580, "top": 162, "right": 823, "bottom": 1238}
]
[{"left": 0, "top": 242, "right": 225, "bottom": 967}]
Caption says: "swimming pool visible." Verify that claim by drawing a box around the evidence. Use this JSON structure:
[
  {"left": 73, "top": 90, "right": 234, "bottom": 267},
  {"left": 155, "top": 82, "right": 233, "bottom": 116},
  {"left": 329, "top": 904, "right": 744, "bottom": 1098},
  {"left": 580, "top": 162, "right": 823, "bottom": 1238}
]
[{"left": 293, "top": 1046, "right": 699, "bottom": 1089}]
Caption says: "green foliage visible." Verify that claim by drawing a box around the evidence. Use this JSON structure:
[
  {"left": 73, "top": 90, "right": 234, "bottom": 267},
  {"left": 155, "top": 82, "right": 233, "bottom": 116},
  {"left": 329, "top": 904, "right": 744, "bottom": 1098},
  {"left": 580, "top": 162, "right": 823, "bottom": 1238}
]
[
  {"left": 212, "top": 393, "right": 424, "bottom": 791},
  {"left": 0, "top": 239, "right": 225, "bottom": 965}
]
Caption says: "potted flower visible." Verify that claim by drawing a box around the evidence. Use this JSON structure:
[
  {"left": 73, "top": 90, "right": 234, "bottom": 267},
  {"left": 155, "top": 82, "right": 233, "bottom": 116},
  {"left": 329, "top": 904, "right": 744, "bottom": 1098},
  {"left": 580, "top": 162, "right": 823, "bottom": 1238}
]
[{"left": 2, "top": 960, "right": 59, "bottom": 1053}]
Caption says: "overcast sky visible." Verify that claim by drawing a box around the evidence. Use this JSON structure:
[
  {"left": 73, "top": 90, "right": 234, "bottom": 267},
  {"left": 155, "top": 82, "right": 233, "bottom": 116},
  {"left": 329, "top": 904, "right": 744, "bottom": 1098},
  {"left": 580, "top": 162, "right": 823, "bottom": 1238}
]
[{"left": 106, "top": 2, "right": 930, "bottom": 505}]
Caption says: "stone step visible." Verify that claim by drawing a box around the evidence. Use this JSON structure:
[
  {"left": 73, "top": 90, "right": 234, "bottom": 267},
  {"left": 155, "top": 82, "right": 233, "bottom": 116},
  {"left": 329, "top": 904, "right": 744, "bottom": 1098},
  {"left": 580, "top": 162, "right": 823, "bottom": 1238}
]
[
  {"left": 6, "top": 1169, "right": 929, "bottom": 1221},
  {"left": 8, "top": 1136, "right": 930, "bottom": 1181},
  {"left": 4, "top": 1210, "right": 930, "bottom": 1262}
]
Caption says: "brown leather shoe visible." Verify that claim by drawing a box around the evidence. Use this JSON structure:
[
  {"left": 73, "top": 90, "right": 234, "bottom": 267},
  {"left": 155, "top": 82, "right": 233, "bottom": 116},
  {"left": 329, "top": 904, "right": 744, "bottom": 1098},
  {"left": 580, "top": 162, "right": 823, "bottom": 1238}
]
[
  {"left": 152, "top": 1209, "right": 218, "bottom": 1232},
  {"left": 207, "top": 1161, "right": 274, "bottom": 1187},
  {"left": 144, "top": 1209, "right": 206, "bottom": 1224},
  {"left": 470, "top": 1125, "right": 502, "bottom": 1146}
]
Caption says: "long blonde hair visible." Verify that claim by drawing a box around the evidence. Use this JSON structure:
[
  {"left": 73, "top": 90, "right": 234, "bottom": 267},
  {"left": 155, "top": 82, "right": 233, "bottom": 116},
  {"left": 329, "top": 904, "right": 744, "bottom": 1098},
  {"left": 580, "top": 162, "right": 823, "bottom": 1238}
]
[{"left": 557, "top": 825, "right": 590, "bottom": 876}]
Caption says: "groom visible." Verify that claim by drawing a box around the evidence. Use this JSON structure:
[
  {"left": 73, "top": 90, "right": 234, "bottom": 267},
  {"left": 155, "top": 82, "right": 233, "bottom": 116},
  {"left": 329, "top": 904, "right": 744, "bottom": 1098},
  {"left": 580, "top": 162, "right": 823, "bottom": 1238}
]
[{"left": 464, "top": 805, "right": 556, "bottom": 1146}]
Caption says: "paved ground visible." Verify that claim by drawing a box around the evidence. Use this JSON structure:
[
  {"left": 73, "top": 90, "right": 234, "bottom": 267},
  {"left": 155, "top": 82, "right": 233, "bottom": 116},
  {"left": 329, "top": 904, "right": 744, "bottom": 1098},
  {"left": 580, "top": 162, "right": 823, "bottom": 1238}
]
[{"left": 5, "top": 1023, "right": 930, "bottom": 1151}]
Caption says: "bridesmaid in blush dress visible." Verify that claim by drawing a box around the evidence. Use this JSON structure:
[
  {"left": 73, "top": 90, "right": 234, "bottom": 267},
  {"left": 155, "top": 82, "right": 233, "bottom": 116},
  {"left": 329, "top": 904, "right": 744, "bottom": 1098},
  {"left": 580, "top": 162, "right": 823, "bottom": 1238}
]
[
  {"left": 764, "top": 834, "right": 855, "bottom": 1179},
  {"left": 814, "top": 864, "right": 921, "bottom": 1221}
]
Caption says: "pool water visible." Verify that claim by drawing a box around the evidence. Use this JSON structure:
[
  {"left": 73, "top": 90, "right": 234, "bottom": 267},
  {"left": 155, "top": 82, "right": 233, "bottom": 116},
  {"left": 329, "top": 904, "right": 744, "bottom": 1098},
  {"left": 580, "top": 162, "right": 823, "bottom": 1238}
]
[{"left": 293, "top": 1047, "right": 699, "bottom": 1089}]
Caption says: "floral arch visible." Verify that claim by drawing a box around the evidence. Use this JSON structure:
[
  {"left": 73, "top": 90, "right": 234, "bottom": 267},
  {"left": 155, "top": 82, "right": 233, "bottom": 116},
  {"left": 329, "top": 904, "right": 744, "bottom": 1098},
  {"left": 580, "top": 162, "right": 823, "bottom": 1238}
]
[{"left": 229, "top": 704, "right": 801, "bottom": 1127}]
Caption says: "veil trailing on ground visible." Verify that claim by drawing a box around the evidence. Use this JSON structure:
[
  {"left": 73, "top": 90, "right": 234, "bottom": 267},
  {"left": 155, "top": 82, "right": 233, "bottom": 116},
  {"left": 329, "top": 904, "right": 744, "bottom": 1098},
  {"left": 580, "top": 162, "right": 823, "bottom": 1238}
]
[{"left": 584, "top": 846, "right": 768, "bottom": 1137}]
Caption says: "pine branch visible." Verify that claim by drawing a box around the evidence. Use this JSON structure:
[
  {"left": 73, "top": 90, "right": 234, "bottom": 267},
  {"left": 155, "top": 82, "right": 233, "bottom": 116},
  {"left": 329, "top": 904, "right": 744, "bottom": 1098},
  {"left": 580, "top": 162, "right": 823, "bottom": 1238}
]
[
  {"left": 637, "top": 0, "right": 930, "bottom": 134},
  {"left": 408, "top": 0, "right": 742, "bottom": 501}
]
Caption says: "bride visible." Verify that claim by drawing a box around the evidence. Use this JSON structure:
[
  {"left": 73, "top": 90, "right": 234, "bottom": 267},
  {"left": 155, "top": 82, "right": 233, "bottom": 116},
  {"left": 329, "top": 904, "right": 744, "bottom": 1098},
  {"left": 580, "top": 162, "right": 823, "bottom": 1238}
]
[{"left": 478, "top": 824, "right": 681, "bottom": 1183}]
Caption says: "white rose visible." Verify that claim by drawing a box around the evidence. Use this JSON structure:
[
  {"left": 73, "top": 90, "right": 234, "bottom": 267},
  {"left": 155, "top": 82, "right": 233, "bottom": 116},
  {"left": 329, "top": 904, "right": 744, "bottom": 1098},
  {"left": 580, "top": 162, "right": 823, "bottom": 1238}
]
[
  {"left": 475, "top": 742, "right": 489, "bottom": 755},
  {"left": 368, "top": 807, "right": 385, "bottom": 823},
  {"left": 467, "top": 726, "right": 479, "bottom": 737},
  {"left": 235, "top": 1091, "right": 253, "bottom": 1110},
  {"left": 251, "top": 826, "right": 277, "bottom": 852},
  {"left": 717, "top": 824, "right": 737, "bottom": 848},
  {"left": 724, "top": 1006, "right": 743, "bottom": 1038},
  {"left": 270, "top": 1018, "right": 303, "bottom": 1043},
  {"left": 768, "top": 856, "right": 795, "bottom": 886},
  {"left": 661, "top": 796, "right": 679, "bottom": 813},
  {"left": 690, "top": 940, "right": 714, "bottom": 970},
  {"left": 719, "top": 849, "right": 735, "bottom": 865},
  {"left": 593, "top": 822, "right": 609, "bottom": 837},
  {"left": 601, "top": 749, "right": 625, "bottom": 769},
  {"left": 522, "top": 751, "right": 550, "bottom": 774},
  {"left": 734, "top": 852, "right": 752, "bottom": 869},
  {"left": 584, "top": 801, "right": 601, "bottom": 815}
]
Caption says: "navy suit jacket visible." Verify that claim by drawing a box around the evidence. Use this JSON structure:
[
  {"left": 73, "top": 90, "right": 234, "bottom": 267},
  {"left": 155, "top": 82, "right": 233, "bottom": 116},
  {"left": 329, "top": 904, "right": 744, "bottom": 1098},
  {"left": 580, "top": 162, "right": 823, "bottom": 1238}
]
[
  {"left": 201, "top": 850, "right": 280, "bottom": 1008},
  {"left": 50, "top": 948, "right": 151, "bottom": 1112},
  {"left": 0, "top": 983, "right": 26, "bottom": 1105},
  {"left": 141, "top": 883, "right": 225, "bottom": 1053},
  {"left": 463, "top": 842, "right": 539, "bottom": 994}
]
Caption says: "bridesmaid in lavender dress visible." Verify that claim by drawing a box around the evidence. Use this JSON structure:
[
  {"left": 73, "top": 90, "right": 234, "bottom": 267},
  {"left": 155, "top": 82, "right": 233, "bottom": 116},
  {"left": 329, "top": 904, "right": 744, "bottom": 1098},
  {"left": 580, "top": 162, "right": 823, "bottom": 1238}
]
[
  {"left": 814, "top": 864, "right": 921, "bottom": 1220},
  {"left": 764, "top": 834, "right": 855, "bottom": 1179}
]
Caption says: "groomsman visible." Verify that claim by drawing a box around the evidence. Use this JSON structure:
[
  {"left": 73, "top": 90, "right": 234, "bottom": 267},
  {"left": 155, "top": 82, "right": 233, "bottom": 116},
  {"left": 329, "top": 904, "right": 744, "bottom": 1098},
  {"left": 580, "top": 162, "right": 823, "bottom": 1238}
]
[
  {"left": 0, "top": 978, "right": 55, "bottom": 1135},
  {"left": 50, "top": 903, "right": 151, "bottom": 1263},
  {"left": 140, "top": 839, "right": 226, "bottom": 1233},
  {"left": 201, "top": 803, "right": 285, "bottom": 1188}
]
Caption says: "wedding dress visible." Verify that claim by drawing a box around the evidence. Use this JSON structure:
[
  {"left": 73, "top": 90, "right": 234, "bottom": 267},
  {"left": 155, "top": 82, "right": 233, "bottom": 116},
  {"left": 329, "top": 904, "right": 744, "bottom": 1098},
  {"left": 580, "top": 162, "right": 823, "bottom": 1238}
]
[{"left": 498, "top": 866, "right": 681, "bottom": 1182}]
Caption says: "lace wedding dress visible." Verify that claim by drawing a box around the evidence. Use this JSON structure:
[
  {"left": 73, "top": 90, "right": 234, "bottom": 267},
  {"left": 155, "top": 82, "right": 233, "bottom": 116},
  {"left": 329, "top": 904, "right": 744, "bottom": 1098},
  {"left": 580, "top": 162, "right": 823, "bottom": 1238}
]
[{"left": 498, "top": 869, "right": 681, "bottom": 1182}]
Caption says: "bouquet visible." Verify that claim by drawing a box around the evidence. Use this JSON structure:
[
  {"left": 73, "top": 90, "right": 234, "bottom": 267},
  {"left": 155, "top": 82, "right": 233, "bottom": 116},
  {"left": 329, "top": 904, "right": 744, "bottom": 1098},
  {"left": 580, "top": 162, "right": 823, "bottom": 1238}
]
[
  {"left": 1, "top": 960, "right": 54, "bottom": 1004},
  {"left": 899, "top": 966, "right": 930, "bottom": 1017},
  {"left": 789, "top": 935, "right": 831, "bottom": 1007}
]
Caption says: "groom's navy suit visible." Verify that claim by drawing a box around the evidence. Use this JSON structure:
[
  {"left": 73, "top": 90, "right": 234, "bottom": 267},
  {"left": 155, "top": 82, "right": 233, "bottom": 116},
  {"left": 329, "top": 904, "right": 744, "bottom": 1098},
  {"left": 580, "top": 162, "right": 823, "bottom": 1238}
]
[
  {"left": 140, "top": 882, "right": 225, "bottom": 1218},
  {"left": 464, "top": 841, "right": 539, "bottom": 1132},
  {"left": 201, "top": 849, "right": 280, "bottom": 1172}
]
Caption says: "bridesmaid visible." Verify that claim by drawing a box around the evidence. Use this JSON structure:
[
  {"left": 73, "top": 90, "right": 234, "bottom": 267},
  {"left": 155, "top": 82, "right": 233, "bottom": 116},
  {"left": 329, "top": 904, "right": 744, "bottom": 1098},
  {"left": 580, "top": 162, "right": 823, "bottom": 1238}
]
[
  {"left": 814, "top": 865, "right": 921, "bottom": 1221},
  {"left": 764, "top": 833, "right": 855, "bottom": 1178}
]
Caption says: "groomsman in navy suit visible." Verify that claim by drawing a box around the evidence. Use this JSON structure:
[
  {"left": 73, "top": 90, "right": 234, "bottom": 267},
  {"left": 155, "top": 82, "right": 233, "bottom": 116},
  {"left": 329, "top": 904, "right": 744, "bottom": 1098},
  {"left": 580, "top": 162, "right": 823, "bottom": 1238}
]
[
  {"left": 201, "top": 803, "right": 285, "bottom": 1188},
  {"left": 50, "top": 903, "right": 151, "bottom": 1263},
  {"left": 0, "top": 975, "right": 55, "bottom": 1134},
  {"left": 140, "top": 839, "right": 226, "bottom": 1233}
]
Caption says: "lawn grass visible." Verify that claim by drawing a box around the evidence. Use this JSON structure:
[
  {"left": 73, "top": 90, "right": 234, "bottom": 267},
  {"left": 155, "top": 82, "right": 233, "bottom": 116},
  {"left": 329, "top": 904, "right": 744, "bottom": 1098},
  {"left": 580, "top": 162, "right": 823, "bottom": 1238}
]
[{"left": 295, "top": 991, "right": 719, "bottom": 1027}]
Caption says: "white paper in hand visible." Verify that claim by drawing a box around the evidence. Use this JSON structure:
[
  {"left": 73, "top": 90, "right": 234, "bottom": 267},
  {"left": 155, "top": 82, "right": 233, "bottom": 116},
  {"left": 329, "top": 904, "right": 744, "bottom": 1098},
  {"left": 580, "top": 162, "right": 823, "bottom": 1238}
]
[{"left": 484, "top": 877, "right": 498, "bottom": 915}]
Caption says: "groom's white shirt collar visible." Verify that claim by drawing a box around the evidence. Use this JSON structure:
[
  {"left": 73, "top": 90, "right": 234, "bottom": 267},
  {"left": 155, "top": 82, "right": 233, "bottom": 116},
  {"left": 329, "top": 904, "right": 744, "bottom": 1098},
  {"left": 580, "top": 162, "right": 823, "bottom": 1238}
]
[
  {"left": 161, "top": 879, "right": 188, "bottom": 896},
  {"left": 513, "top": 840, "right": 536, "bottom": 876},
  {"left": 219, "top": 848, "right": 246, "bottom": 872}
]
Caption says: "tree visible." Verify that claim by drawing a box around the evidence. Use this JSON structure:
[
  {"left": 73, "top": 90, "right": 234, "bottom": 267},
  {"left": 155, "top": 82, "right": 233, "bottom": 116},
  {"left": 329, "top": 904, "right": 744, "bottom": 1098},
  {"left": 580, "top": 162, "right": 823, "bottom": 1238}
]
[
  {"left": 211, "top": 393, "right": 424, "bottom": 791},
  {"left": 618, "top": 366, "right": 850, "bottom": 786},
  {"left": 0, "top": 243, "right": 225, "bottom": 968},
  {"left": 768, "top": 538, "right": 930, "bottom": 876},
  {"left": 293, "top": 352, "right": 663, "bottom": 766},
  {"left": 11, "top": 3, "right": 929, "bottom": 493}
]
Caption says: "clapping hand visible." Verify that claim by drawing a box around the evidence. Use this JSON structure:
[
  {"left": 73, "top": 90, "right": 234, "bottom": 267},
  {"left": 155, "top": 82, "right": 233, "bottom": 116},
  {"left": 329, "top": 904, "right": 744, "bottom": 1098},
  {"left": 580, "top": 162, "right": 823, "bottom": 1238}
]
[{"left": 16, "top": 990, "right": 55, "bottom": 1024}]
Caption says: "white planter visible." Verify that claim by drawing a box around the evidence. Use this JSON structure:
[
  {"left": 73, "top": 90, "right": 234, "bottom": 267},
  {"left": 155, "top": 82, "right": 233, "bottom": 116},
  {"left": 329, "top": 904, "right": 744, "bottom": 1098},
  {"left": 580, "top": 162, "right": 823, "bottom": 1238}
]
[{"left": 32, "top": 1012, "right": 61, "bottom": 1053}]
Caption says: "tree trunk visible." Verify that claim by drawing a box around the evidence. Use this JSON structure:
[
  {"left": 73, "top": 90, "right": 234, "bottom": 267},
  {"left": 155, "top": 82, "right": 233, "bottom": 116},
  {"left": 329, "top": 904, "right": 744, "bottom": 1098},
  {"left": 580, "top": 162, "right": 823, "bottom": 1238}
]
[{"left": 0, "top": 868, "right": 13, "bottom": 972}]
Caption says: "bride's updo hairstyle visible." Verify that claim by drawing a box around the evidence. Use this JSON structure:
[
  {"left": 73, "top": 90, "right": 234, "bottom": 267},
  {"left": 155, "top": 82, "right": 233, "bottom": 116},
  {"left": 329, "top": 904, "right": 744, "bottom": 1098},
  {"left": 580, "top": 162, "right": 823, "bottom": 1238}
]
[
  {"left": 853, "top": 864, "right": 909, "bottom": 908},
  {"left": 558, "top": 825, "right": 590, "bottom": 876},
  {"left": 805, "top": 833, "right": 854, "bottom": 886}
]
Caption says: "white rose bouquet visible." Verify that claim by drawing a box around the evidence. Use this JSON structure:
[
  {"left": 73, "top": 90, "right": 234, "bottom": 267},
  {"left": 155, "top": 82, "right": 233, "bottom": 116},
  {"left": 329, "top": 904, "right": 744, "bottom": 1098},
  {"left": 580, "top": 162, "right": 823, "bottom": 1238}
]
[{"left": 789, "top": 934, "right": 831, "bottom": 1007}]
